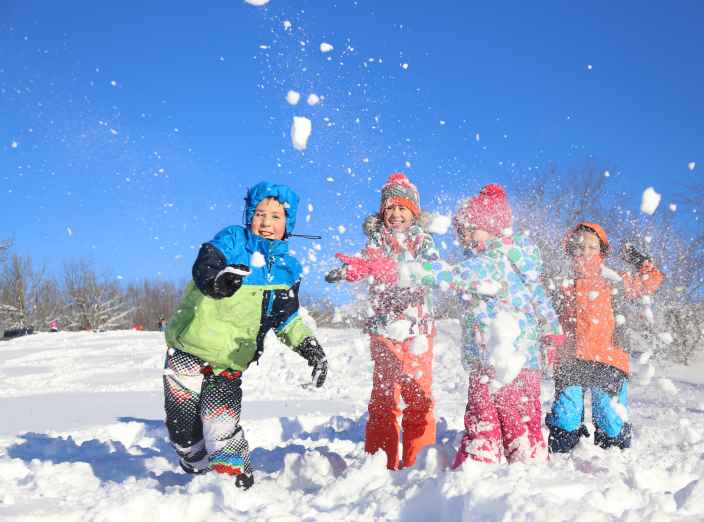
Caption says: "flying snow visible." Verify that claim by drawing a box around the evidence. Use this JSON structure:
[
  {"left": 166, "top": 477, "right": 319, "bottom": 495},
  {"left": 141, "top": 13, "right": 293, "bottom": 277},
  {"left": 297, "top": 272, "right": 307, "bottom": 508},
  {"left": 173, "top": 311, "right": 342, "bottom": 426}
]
[
  {"left": 688, "top": 161, "right": 696, "bottom": 171},
  {"left": 307, "top": 93, "right": 320, "bottom": 106},
  {"left": 320, "top": 42, "right": 334, "bottom": 53},
  {"left": 425, "top": 214, "right": 451, "bottom": 235},
  {"left": 640, "top": 187, "right": 661, "bottom": 215},
  {"left": 244, "top": 0, "right": 270, "bottom": 6},
  {"left": 10, "top": 141, "right": 18, "bottom": 149},
  {"left": 291, "top": 116, "right": 312, "bottom": 151},
  {"left": 282, "top": 20, "right": 292, "bottom": 30},
  {"left": 250, "top": 251, "right": 266, "bottom": 268},
  {"left": 286, "top": 90, "right": 301, "bottom": 105},
  {"left": 401, "top": 63, "right": 409, "bottom": 70}
]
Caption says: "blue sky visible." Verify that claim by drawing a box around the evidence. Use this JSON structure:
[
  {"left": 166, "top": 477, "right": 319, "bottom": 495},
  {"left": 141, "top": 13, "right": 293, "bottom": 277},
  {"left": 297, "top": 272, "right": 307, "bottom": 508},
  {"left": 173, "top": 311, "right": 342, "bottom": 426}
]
[{"left": 2, "top": 1, "right": 702, "bottom": 299}]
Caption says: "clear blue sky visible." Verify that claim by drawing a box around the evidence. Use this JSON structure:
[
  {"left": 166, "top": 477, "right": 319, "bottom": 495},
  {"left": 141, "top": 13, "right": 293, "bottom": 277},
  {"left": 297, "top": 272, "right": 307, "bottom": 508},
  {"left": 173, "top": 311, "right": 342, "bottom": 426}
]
[{"left": 2, "top": 1, "right": 702, "bottom": 299}]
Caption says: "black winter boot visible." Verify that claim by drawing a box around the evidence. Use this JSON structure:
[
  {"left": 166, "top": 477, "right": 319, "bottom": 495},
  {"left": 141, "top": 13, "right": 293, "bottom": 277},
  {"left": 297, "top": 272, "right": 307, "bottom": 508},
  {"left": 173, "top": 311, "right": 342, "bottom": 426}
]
[
  {"left": 594, "top": 423, "right": 631, "bottom": 450},
  {"left": 179, "top": 458, "right": 209, "bottom": 475},
  {"left": 547, "top": 423, "right": 590, "bottom": 454},
  {"left": 235, "top": 472, "right": 254, "bottom": 490}
]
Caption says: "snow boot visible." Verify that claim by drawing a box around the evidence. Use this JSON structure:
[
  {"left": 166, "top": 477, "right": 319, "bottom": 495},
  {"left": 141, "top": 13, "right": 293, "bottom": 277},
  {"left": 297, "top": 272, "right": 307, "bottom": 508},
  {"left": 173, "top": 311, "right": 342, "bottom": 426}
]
[
  {"left": 547, "top": 423, "right": 590, "bottom": 454},
  {"left": 594, "top": 423, "right": 631, "bottom": 450},
  {"left": 235, "top": 472, "right": 254, "bottom": 490},
  {"left": 179, "top": 458, "right": 209, "bottom": 475}
]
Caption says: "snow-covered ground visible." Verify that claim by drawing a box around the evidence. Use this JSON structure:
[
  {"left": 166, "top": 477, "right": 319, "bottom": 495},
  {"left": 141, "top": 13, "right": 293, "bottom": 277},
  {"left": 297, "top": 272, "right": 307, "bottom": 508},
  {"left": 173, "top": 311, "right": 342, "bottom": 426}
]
[{"left": 1, "top": 321, "right": 704, "bottom": 521}]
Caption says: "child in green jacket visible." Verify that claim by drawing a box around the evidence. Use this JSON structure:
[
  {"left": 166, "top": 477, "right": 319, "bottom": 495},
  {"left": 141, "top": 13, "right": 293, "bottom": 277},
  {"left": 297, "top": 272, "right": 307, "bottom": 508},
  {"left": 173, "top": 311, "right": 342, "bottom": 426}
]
[{"left": 164, "top": 181, "right": 327, "bottom": 490}]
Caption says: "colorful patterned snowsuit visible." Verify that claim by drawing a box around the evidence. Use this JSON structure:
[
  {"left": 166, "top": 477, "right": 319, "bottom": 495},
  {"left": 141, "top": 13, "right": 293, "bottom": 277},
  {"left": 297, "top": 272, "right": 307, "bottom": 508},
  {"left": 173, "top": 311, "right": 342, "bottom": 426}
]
[
  {"left": 546, "top": 223, "right": 663, "bottom": 452},
  {"left": 345, "top": 224, "right": 440, "bottom": 469},
  {"left": 411, "top": 233, "right": 561, "bottom": 465}
]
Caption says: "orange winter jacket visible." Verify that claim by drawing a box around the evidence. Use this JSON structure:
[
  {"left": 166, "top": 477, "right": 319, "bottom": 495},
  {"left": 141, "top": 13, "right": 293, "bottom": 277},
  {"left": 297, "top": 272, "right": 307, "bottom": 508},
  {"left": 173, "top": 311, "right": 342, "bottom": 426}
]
[{"left": 556, "top": 223, "right": 664, "bottom": 375}]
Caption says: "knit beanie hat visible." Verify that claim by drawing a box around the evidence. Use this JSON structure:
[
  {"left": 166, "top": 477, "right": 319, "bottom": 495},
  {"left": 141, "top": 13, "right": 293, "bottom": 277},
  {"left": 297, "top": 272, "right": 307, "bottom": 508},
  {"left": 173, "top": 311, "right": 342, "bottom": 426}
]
[
  {"left": 380, "top": 172, "right": 420, "bottom": 218},
  {"left": 454, "top": 183, "right": 513, "bottom": 236}
]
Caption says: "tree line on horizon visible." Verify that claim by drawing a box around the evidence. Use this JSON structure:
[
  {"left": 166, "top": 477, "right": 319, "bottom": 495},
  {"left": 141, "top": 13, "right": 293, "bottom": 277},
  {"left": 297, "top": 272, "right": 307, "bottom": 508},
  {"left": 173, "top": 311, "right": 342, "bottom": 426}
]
[{"left": 1, "top": 165, "right": 703, "bottom": 364}]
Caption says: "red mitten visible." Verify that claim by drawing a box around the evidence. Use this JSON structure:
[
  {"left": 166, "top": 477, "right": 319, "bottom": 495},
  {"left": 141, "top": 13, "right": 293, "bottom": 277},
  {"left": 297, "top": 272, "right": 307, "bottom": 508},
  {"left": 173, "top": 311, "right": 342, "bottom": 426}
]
[
  {"left": 366, "top": 256, "right": 398, "bottom": 284},
  {"left": 335, "top": 254, "right": 371, "bottom": 282}
]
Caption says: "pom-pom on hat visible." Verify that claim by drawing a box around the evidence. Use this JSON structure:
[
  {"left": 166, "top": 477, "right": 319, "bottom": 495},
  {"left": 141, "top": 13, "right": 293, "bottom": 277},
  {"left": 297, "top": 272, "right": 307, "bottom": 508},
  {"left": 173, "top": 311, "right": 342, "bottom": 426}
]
[
  {"left": 380, "top": 172, "right": 421, "bottom": 218},
  {"left": 454, "top": 183, "right": 513, "bottom": 236}
]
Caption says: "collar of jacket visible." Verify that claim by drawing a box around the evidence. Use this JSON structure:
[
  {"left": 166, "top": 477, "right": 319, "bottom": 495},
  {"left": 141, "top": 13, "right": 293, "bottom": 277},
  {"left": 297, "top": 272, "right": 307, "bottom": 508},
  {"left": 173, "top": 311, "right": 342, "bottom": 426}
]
[{"left": 244, "top": 228, "right": 289, "bottom": 258}]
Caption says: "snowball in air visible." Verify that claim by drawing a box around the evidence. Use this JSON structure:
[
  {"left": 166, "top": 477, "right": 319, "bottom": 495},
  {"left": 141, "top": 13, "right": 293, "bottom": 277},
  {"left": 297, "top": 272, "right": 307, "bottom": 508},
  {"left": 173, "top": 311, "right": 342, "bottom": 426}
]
[
  {"left": 10, "top": 141, "right": 18, "bottom": 149},
  {"left": 320, "top": 42, "right": 334, "bottom": 53},
  {"left": 291, "top": 116, "right": 312, "bottom": 151},
  {"left": 640, "top": 187, "right": 661, "bottom": 215},
  {"left": 307, "top": 93, "right": 320, "bottom": 106},
  {"left": 286, "top": 90, "right": 300, "bottom": 105}
]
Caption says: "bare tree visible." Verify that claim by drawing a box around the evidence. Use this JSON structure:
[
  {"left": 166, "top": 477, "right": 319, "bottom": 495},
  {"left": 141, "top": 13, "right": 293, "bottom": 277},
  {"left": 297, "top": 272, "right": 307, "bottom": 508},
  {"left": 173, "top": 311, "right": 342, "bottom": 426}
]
[
  {"left": 63, "top": 259, "right": 133, "bottom": 331},
  {"left": 125, "top": 279, "right": 183, "bottom": 330}
]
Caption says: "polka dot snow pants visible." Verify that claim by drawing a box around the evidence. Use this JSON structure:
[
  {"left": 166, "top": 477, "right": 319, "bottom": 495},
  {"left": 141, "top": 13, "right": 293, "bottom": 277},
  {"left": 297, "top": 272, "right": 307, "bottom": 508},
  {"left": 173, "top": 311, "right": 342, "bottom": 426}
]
[{"left": 163, "top": 348, "right": 252, "bottom": 476}]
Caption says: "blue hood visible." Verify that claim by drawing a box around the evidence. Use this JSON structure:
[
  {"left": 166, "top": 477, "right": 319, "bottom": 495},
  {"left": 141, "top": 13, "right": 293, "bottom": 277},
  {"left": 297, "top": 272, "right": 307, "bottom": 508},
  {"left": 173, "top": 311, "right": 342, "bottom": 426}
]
[{"left": 244, "top": 181, "right": 300, "bottom": 237}]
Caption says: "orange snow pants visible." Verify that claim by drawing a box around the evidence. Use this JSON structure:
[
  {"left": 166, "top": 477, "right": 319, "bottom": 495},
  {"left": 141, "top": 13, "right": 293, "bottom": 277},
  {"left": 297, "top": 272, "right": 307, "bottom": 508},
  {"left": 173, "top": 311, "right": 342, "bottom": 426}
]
[{"left": 365, "top": 334, "right": 436, "bottom": 470}]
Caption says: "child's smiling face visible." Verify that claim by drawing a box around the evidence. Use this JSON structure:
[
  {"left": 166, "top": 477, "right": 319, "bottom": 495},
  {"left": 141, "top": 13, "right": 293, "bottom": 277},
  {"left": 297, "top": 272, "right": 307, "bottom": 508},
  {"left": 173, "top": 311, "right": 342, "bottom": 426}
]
[
  {"left": 383, "top": 204, "right": 415, "bottom": 232},
  {"left": 251, "top": 198, "right": 286, "bottom": 240},
  {"left": 569, "top": 230, "right": 601, "bottom": 260}
]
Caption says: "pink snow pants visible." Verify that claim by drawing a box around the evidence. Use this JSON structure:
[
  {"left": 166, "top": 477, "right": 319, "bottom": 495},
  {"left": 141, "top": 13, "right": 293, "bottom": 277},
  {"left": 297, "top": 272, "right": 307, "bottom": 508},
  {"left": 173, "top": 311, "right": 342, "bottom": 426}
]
[{"left": 453, "top": 368, "right": 547, "bottom": 467}]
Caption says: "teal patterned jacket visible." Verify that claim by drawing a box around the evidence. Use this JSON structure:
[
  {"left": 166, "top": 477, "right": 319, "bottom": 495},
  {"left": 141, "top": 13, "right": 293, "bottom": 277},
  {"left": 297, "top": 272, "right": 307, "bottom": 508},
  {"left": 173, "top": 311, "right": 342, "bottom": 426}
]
[{"left": 407, "top": 233, "right": 561, "bottom": 370}]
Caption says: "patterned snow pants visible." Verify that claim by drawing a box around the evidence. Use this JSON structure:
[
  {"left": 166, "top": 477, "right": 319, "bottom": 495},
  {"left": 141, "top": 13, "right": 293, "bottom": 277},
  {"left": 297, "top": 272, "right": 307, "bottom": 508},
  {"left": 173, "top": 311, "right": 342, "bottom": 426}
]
[
  {"left": 163, "top": 348, "right": 252, "bottom": 476},
  {"left": 453, "top": 368, "right": 547, "bottom": 467}
]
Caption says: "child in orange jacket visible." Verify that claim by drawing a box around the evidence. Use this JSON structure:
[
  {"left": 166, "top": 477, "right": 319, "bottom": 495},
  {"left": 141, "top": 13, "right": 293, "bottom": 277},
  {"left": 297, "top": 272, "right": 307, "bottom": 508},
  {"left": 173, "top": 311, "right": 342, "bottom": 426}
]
[
  {"left": 327, "top": 173, "right": 439, "bottom": 470},
  {"left": 545, "top": 222, "right": 664, "bottom": 452}
]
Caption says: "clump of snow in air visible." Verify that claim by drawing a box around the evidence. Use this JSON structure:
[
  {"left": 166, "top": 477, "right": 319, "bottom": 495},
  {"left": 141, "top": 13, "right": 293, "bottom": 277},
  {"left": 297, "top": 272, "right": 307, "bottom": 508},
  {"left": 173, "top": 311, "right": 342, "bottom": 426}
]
[
  {"left": 286, "top": 90, "right": 300, "bottom": 105},
  {"left": 484, "top": 310, "right": 524, "bottom": 390},
  {"left": 337, "top": 225, "right": 346, "bottom": 234},
  {"left": 110, "top": 80, "right": 117, "bottom": 87},
  {"left": 291, "top": 116, "right": 312, "bottom": 151},
  {"left": 244, "top": 0, "right": 270, "bottom": 6},
  {"left": 688, "top": 161, "right": 696, "bottom": 171},
  {"left": 307, "top": 93, "right": 320, "bottom": 106},
  {"left": 307, "top": 203, "right": 314, "bottom": 212},
  {"left": 401, "top": 63, "right": 409, "bottom": 69},
  {"left": 475, "top": 132, "right": 480, "bottom": 142},
  {"left": 66, "top": 227, "right": 73, "bottom": 237},
  {"left": 320, "top": 42, "right": 334, "bottom": 53},
  {"left": 250, "top": 251, "right": 266, "bottom": 268},
  {"left": 669, "top": 203, "right": 677, "bottom": 212},
  {"left": 10, "top": 141, "right": 18, "bottom": 149},
  {"left": 587, "top": 64, "right": 593, "bottom": 70},
  {"left": 604, "top": 170, "right": 610, "bottom": 177},
  {"left": 640, "top": 187, "right": 661, "bottom": 215},
  {"left": 425, "top": 213, "right": 451, "bottom": 235},
  {"left": 282, "top": 20, "right": 292, "bottom": 30}
]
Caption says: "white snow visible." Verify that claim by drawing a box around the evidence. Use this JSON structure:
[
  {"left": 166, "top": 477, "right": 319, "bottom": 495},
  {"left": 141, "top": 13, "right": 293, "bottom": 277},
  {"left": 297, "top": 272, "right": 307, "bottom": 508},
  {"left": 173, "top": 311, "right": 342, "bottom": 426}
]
[
  {"left": 286, "top": 90, "right": 300, "bottom": 105},
  {"left": 245, "top": 0, "right": 270, "bottom": 6},
  {"left": 306, "top": 93, "right": 320, "bottom": 106},
  {"left": 66, "top": 227, "right": 73, "bottom": 237},
  {"left": 2, "top": 322, "right": 704, "bottom": 520},
  {"left": 640, "top": 187, "right": 662, "bottom": 215},
  {"left": 10, "top": 141, "right": 18, "bottom": 149},
  {"left": 291, "top": 116, "right": 312, "bottom": 151},
  {"left": 337, "top": 225, "right": 346, "bottom": 234},
  {"left": 282, "top": 20, "right": 292, "bottom": 30},
  {"left": 320, "top": 42, "right": 334, "bottom": 53},
  {"left": 669, "top": 203, "right": 678, "bottom": 212},
  {"left": 425, "top": 213, "right": 451, "bottom": 235},
  {"left": 250, "top": 251, "right": 266, "bottom": 268},
  {"left": 483, "top": 310, "right": 524, "bottom": 390},
  {"left": 401, "top": 63, "right": 409, "bottom": 70},
  {"left": 688, "top": 161, "right": 696, "bottom": 171}
]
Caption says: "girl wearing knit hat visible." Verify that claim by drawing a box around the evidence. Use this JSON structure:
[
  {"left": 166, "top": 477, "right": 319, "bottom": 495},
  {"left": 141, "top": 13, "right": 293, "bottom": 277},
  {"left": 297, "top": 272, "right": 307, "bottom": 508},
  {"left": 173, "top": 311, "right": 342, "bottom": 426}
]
[
  {"left": 408, "top": 184, "right": 563, "bottom": 466},
  {"left": 326, "top": 172, "right": 440, "bottom": 470}
]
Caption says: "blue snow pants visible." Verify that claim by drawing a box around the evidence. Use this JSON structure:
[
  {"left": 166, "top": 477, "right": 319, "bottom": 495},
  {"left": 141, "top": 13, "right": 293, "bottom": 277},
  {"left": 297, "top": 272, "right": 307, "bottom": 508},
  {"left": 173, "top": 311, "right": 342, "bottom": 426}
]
[{"left": 546, "top": 359, "right": 631, "bottom": 452}]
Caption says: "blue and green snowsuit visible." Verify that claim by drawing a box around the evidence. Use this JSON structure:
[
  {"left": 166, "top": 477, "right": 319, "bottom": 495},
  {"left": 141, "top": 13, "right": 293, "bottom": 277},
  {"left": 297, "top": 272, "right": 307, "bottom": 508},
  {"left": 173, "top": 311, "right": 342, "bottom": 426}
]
[{"left": 163, "top": 182, "right": 315, "bottom": 479}]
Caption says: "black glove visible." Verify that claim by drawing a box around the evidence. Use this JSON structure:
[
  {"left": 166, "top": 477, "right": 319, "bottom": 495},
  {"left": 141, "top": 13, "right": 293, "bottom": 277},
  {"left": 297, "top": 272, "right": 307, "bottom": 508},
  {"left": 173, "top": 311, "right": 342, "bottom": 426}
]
[
  {"left": 212, "top": 264, "right": 251, "bottom": 298},
  {"left": 620, "top": 243, "right": 650, "bottom": 269},
  {"left": 294, "top": 337, "right": 328, "bottom": 387},
  {"left": 324, "top": 267, "right": 346, "bottom": 283}
]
